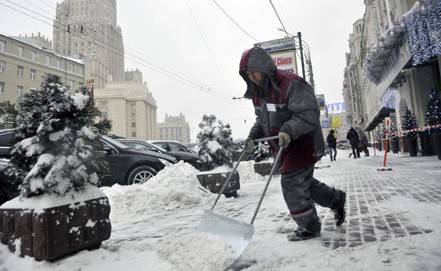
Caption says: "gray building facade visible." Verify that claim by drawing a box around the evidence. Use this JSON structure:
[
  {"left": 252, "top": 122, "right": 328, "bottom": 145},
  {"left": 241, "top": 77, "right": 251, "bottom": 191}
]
[{"left": 53, "top": 0, "right": 124, "bottom": 89}]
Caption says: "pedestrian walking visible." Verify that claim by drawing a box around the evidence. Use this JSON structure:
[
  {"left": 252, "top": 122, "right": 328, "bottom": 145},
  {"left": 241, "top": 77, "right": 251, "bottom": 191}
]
[
  {"left": 356, "top": 128, "right": 370, "bottom": 157},
  {"left": 240, "top": 46, "right": 346, "bottom": 241},
  {"left": 326, "top": 130, "right": 337, "bottom": 161},
  {"left": 346, "top": 126, "right": 361, "bottom": 158}
]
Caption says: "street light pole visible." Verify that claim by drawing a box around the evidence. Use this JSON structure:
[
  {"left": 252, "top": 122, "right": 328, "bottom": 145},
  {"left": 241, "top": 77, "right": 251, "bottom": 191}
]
[{"left": 297, "top": 32, "right": 306, "bottom": 81}]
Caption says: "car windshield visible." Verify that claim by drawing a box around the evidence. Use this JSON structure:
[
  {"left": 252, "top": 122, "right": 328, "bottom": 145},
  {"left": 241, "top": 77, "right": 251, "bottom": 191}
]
[
  {"left": 124, "top": 140, "right": 168, "bottom": 153},
  {"left": 101, "top": 135, "right": 130, "bottom": 149},
  {"left": 149, "top": 144, "right": 168, "bottom": 153}
]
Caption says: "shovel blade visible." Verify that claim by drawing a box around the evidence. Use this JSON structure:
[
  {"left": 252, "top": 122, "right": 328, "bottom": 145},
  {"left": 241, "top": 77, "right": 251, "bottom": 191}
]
[{"left": 195, "top": 210, "right": 254, "bottom": 258}]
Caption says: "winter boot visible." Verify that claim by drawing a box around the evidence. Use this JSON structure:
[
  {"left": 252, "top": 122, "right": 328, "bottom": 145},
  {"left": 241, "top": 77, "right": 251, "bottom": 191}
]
[
  {"left": 287, "top": 228, "right": 320, "bottom": 241},
  {"left": 333, "top": 191, "right": 346, "bottom": 227}
]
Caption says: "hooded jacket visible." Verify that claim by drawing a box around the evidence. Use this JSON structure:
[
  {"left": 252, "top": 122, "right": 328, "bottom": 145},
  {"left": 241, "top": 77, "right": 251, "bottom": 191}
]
[{"left": 239, "top": 47, "right": 325, "bottom": 173}]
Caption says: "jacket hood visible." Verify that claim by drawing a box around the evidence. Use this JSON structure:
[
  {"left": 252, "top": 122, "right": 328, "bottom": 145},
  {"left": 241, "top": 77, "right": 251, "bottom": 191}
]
[{"left": 239, "top": 47, "right": 278, "bottom": 99}]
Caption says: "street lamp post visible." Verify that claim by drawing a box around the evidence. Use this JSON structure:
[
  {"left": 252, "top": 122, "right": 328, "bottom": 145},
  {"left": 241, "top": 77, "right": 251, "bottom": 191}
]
[{"left": 296, "top": 32, "right": 306, "bottom": 81}]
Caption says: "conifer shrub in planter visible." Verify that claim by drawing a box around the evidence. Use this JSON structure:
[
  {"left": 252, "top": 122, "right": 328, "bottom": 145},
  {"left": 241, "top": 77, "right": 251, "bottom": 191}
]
[
  {"left": 425, "top": 89, "right": 441, "bottom": 160},
  {"left": 196, "top": 115, "right": 239, "bottom": 197},
  {"left": 0, "top": 75, "right": 111, "bottom": 260},
  {"left": 402, "top": 106, "right": 418, "bottom": 157},
  {"left": 389, "top": 123, "right": 399, "bottom": 153},
  {"left": 252, "top": 142, "right": 273, "bottom": 176}
]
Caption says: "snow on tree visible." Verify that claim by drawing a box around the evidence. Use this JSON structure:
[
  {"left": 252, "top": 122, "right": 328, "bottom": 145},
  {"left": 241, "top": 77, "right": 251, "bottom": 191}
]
[
  {"left": 6, "top": 74, "right": 110, "bottom": 198},
  {"left": 251, "top": 142, "right": 272, "bottom": 162},
  {"left": 425, "top": 89, "right": 441, "bottom": 135},
  {"left": 196, "top": 114, "right": 233, "bottom": 171},
  {"left": 402, "top": 106, "right": 418, "bottom": 138}
]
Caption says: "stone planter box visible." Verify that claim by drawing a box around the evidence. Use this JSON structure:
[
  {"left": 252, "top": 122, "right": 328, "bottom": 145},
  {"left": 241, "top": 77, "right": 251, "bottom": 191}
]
[
  {"left": 197, "top": 171, "right": 240, "bottom": 198},
  {"left": 390, "top": 139, "right": 399, "bottom": 153},
  {"left": 0, "top": 189, "right": 111, "bottom": 261},
  {"left": 419, "top": 132, "right": 435, "bottom": 156},
  {"left": 405, "top": 137, "right": 418, "bottom": 157},
  {"left": 431, "top": 133, "right": 441, "bottom": 160},
  {"left": 254, "top": 162, "right": 273, "bottom": 176}
]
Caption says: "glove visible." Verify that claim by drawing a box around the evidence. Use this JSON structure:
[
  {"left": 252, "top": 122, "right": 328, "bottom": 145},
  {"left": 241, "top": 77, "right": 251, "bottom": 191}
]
[
  {"left": 279, "top": 132, "right": 291, "bottom": 149},
  {"left": 244, "top": 137, "right": 255, "bottom": 151}
]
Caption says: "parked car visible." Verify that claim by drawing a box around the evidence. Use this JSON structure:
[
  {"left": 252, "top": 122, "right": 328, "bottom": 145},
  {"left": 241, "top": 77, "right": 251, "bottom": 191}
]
[
  {"left": 148, "top": 140, "right": 196, "bottom": 153},
  {"left": 0, "top": 158, "right": 19, "bottom": 205},
  {"left": 337, "top": 139, "right": 351, "bottom": 150},
  {"left": 0, "top": 129, "right": 177, "bottom": 187},
  {"left": 117, "top": 139, "right": 204, "bottom": 170},
  {"left": 230, "top": 142, "right": 253, "bottom": 162},
  {"left": 99, "top": 135, "right": 177, "bottom": 186},
  {"left": 0, "top": 129, "right": 15, "bottom": 159},
  {"left": 186, "top": 142, "right": 200, "bottom": 153}
]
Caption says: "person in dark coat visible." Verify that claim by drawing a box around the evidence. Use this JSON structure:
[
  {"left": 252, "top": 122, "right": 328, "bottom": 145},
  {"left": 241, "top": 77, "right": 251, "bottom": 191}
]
[
  {"left": 356, "top": 128, "right": 370, "bottom": 157},
  {"left": 326, "top": 130, "right": 337, "bottom": 161},
  {"left": 240, "top": 46, "right": 346, "bottom": 241},
  {"left": 346, "top": 126, "right": 361, "bottom": 158}
]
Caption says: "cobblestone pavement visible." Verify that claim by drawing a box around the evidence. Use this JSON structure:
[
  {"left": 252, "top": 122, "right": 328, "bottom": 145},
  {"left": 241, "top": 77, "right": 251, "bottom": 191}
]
[
  {"left": 210, "top": 151, "right": 441, "bottom": 251},
  {"left": 106, "top": 150, "right": 440, "bottom": 260}
]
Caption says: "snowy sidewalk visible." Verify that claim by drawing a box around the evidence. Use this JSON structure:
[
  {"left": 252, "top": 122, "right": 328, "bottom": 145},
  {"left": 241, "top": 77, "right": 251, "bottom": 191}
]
[
  {"left": 1, "top": 148, "right": 440, "bottom": 270},
  {"left": 210, "top": 149, "right": 441, "bottom": 252}
]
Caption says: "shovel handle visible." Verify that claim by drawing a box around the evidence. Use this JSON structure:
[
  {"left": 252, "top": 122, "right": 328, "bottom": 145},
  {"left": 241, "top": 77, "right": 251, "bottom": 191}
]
[
  {"left": 253, "top": 135, "right": 278, "bottom": 143},
  {"left": 209, "top": 135, "right": 278, "bottom": 212},
  {"left": 250, "top": 147, "right": 283, "bottom": 225},
  {"left": 210, "top": 149, "right": 247, "bottom": 211}
]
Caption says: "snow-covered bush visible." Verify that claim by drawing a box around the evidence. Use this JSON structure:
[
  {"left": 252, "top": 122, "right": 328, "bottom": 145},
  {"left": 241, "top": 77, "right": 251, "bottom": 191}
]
[
  {"left": 6, "top": 74, "right": 110, "bottom": 198},
  {"left": 196, "top": 114, "right": 233, "bottom": 171},
  {"left": 252, "top": 142, "right": 272, "bottom": 162}
]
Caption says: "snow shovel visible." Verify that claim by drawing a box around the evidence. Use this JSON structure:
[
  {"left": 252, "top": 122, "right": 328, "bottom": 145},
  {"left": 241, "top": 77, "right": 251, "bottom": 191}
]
[{"left": 196, "top": 142, "right": 282, "bottom": 258}]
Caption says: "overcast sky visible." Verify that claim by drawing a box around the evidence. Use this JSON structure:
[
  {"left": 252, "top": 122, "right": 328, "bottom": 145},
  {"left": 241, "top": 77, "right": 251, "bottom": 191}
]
[{"left": 0, "top": 0, "right": 365, "bottom": 141}]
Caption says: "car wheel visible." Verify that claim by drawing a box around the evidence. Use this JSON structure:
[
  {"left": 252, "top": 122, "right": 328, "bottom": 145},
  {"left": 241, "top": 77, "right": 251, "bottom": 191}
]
[{"left": 127, "top": 166, "right": 157, "bottom": 185}]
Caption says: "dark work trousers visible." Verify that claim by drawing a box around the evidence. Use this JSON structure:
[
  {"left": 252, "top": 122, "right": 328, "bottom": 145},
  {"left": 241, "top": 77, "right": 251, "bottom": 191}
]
[
  {"left": 351, "top": 144, "right": 360, "bottom": 158},
  {"left": 329, "top": 147, "right": 337, "bottom": 160},
  {"left": 281, "top": 165, "right": 343, "bottom": 235}
]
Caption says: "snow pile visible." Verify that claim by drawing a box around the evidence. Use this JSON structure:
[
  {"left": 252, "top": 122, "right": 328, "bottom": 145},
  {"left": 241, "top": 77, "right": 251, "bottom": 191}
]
[
  {"left": 157, "top": 232, "right": 236, "bottom": 271},
  {"left": 102, "top": 162, "right": 216, "bottom": 220}
]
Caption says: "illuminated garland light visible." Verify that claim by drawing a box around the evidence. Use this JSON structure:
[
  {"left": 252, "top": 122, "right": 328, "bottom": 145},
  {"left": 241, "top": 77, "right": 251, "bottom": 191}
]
[
  {"left": 364, "top": 1, "right": 441, "bottom": 84},
  {"left": 407, "top": 0, "right": 441, "bottom": 66},
  {"left": 380, "top": 87, "right": 397, "bottom": 109}
]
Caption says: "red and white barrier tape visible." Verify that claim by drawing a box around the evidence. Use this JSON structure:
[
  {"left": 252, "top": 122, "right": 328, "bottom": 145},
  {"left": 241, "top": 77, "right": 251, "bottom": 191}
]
[{"left": 373, "top": 124, "right": 441, "bottom": 142}]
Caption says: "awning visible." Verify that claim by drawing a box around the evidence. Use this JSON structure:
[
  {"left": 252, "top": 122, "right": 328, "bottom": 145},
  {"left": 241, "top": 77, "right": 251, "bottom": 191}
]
[{"left": 365, "top": 107, "right": 395, "bottom": 132}]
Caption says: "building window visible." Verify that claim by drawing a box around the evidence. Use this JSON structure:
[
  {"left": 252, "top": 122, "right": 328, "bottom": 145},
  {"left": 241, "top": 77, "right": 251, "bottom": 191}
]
[
  {"left": 0, "top": 40, "right": 5, "bottom": 52},
  {"left": 17, "top": 85, "right": 23, "bottom": 97},
  {"left": 18, "top": 46, "right": 23, "bottom": 57},
  {"left": 17, "top": 66, "right": 24, "bottom": 77},
  {"left": 30, "top": 69, "right": 36, "bottom": 80},
  {"left": 131, "top": 122, "right": 136, "bottom": 128},
  {"left": 99, "top": 101, "right": 108, "bottom": 108},
  {"left": 68, "top": 64, "right": 73, "bottom": 72},
  {"left": 70, "top": 80, "right": 74, "bottom": 89},
  {"left": 132, "top": 132, "right": 136, "bottom": 137},
  {"left": 79, "top": 67, "right": 83, "bottom": 76},
  {"left": 57, "top": 59, "right": 61, "bottom": 69},
  {"left": 31, "top": 50, "right": 36, "bottom": 61},
  {"left": 0, "top": 82, "right": 4, "bottom": 94},
  {"left": 46, "top": 56, "right": 51, "bottom": 66},
  {"left": 0, "top": 61, "right": 5, "bottom": 73}
]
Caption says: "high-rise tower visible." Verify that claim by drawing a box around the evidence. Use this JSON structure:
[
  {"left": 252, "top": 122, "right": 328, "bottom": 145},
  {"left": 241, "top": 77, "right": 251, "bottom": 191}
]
[{"left": 53, "top": 0, "right": 124, "bottom": 88}]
